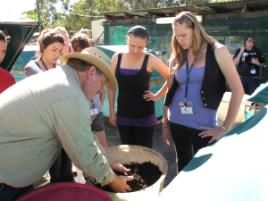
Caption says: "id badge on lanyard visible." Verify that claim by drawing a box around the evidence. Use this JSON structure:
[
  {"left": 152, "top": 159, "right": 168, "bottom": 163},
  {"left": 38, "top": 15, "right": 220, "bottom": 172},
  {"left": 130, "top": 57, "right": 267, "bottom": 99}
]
[
  {"left": 179, "top": 57, "right": 194, "bottom": 115},
  {"left": 90, "top": 101, "right": 99, "bottom": 116},
  {"left": 90, "top": 108, "right": 99, "bottom": 116},
  {"left": 179, "top": 101, "right": 193, "bottom": 115},
  {"left": 250, "top": 66, "right": 256, "bottom": 75}
]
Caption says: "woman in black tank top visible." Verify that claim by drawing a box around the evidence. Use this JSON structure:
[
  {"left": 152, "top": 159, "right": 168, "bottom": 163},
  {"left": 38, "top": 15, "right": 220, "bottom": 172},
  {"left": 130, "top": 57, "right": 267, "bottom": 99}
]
[{"left": 108, "top": 25, "right": 169, "bottom": 148}]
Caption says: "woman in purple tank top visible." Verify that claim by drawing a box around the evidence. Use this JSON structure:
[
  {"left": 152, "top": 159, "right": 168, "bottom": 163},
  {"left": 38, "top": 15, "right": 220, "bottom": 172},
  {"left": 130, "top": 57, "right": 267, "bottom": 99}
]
[{"left": 108, "top": 25, "right": 169, "bottom": 148}]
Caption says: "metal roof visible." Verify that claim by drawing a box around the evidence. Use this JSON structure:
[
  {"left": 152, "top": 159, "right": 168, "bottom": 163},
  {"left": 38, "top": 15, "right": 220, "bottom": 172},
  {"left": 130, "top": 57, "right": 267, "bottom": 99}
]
[{"left": 104, "top": 0, "right": 268, "bottom": 21}]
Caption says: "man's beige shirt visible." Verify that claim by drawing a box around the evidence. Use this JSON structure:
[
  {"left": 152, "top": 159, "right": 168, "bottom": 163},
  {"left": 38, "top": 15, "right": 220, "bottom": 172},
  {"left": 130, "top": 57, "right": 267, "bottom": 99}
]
[{"left": 0, "top": 65, "right": 114, "bottom": 187}]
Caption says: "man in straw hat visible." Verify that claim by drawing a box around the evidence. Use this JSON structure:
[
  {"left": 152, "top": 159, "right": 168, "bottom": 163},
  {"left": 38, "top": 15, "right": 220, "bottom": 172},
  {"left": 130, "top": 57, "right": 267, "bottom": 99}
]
[{"left": 0, "top": 47, "right": 133, "bottom": 201}]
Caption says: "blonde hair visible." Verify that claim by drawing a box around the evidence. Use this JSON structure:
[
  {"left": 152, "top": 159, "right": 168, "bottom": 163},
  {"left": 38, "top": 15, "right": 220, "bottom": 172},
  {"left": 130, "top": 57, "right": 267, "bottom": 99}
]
[{"left": 170, "top": 11, "right": 216, "bottom": 71}]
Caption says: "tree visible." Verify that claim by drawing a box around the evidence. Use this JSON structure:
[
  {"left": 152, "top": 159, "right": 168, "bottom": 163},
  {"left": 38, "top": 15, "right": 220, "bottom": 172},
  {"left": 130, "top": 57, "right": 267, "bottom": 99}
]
[
  {"left": 62, "top": 0, "right": 126, "bottom": 32},
  {"left": 92, "top": 0, "right": 125, "bottom": 13},
  {"left": 26, "top": 0, "right": 71, "bottom": 29},
  {"left": 25, "top": 0, "right": 232, "bottom": 33},
  {"left": 65, "top": 0, "right": 92, "bottom": 32}
]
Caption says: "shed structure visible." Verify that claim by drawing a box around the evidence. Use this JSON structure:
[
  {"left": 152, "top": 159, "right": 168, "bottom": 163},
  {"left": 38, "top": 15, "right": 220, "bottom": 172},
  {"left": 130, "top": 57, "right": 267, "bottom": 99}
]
[{"left": 103, "top": 0, "right": 268, "bottom": 82}]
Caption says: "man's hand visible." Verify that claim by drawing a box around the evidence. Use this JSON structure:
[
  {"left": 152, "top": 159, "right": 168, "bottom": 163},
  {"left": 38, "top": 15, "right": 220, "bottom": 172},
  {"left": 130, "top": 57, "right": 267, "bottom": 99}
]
[
  {"left": 108, "top": 175, "right": 133, "bottom": 193},
  {"left": 110, "top": 162, "right": 130, "bottom": 175}
]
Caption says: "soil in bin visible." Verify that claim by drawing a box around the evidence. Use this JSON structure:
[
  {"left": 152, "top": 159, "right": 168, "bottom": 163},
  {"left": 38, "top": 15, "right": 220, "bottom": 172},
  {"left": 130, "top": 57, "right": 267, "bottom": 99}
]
[{"left": 101, "top": 161, "right": 162, "bottom": 192}]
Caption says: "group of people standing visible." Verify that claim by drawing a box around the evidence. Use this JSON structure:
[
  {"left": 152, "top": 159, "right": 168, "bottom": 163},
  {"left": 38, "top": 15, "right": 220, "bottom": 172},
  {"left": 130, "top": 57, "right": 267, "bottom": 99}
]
[
  {"left": 107, "top": 12, "right": 244, "bottom": 174},
  {"left": 108, "top": 12, "right": 265, "bottom": 175},
  {"left": 1, "top": 26, "right": 133, "bottom": 201},
  {"left": 0, "top": 10, "right": 265, "bottom": 201}
]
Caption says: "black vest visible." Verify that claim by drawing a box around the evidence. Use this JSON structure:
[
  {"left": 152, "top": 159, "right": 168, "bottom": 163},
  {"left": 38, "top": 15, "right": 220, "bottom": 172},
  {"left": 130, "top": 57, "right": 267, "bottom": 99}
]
[
  {"left": 165, "top": 43, "right": 226, "bottom": 109},
  {"left": 116, "top": 53, "right": 154, "bottom": 118}
]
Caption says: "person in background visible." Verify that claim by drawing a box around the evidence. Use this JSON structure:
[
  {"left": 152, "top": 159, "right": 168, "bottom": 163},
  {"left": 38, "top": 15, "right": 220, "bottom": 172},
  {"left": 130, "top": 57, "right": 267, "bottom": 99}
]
[
  {"left": 0, "top": 29, "right": 15, "bottom": 93},
  {"left": 108, "top": 25, "right": 170, "bottom": 148},
  {"left": 54, "top": 26, "right": 71, "bottom": 55},
  {"left": 71, "top": 32, "right": 91, "bottom": 52},
  {"left": 24, "top": 28, "right": 64, "bottom": 76},
  {"left": 162, "top": 11, "right": 244, "bottom": 172},
  {"left": 71, "top": 32, "right": 108, "bottom": 148},
  {"left": 233, "top": 35, "right": 265, "bottom": 95},
  {"left": 0, "top": 47, "right": 132, "bottom": 201}
]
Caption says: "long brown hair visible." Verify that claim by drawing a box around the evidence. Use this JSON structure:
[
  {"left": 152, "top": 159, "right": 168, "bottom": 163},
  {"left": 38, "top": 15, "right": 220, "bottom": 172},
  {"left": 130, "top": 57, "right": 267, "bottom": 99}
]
[{"left": 170, "top": 11, "right": 216, "bottom": 71}]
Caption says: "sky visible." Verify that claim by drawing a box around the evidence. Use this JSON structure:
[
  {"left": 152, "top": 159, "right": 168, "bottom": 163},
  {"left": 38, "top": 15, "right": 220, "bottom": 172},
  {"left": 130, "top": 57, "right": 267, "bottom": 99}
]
[
  {"left": 0, "top": 0, "right": 77, "bottom": 20},
  {"left": 0, "top": 0, "right": 36, "bottom": 19}
]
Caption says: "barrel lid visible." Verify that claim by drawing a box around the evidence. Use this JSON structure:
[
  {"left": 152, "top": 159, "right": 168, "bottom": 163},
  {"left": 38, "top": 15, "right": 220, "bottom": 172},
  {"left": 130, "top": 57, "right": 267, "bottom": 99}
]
[{"left": 17, "top": 182, "right": 112, "bottom": 201}]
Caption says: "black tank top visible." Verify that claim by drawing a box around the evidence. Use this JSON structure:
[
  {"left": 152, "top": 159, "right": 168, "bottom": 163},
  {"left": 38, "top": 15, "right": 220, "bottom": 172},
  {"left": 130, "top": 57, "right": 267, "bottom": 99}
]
[{"left": 116, "top": 53, "right": 154, "bottom": 118}]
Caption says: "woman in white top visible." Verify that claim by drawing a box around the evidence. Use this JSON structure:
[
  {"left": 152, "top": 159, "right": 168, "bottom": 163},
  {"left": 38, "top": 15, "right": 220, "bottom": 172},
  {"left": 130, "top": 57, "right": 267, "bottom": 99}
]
[{"left": 24, "top": 28, "right": 64, "bottom": 76}]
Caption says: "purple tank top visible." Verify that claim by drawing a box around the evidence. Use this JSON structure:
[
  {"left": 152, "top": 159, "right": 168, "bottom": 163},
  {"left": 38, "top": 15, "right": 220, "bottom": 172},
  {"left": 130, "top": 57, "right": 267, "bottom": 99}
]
[
  {"left": 168, "top": 66, "right": 217, "bottom": 130},
  {"left": 117, "top": 68, "right": 157, "bottom": 127}
]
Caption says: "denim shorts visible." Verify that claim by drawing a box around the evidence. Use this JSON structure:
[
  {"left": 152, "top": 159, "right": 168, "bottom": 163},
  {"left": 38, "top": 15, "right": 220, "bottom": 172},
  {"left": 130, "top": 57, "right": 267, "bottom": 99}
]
[{"left": 91, "top": 112, "right": 105, "bottom": 132}]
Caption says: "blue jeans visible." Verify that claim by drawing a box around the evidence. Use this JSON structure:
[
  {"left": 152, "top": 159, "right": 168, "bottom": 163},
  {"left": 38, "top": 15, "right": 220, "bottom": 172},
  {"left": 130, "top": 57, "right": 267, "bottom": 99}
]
[{"left": 0, "top": 183, "right": 32, "bottom": 201}]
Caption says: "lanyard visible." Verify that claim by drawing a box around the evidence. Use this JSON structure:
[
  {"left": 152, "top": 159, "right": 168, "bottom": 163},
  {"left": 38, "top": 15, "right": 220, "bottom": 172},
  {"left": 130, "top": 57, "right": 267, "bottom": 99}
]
[{"left": 184, "top": 57, "right": 195, "bottom": 104}]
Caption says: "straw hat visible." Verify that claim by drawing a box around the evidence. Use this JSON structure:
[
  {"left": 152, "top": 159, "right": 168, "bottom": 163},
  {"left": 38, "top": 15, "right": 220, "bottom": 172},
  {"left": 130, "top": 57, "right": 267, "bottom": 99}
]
[{"left": 60, "top": 47, "right": 117, "bottom": 91}]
